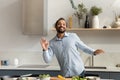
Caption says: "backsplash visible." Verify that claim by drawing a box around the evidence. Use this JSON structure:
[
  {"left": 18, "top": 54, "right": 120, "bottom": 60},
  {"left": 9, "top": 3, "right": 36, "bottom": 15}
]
[
  {"left": 81, "top": 52, "right": 120, "bottom": 67},
  {"left": 0, "top": 51, "right": 119, "bottom": 68},
  {"left": 0, "top": 51, "right": 59, "bottom": 66}
]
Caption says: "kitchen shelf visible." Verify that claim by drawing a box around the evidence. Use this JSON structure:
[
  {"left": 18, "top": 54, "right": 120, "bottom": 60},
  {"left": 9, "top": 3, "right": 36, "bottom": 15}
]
[{"left": 52, "top": 27, "right": 120, "bottom": 31}]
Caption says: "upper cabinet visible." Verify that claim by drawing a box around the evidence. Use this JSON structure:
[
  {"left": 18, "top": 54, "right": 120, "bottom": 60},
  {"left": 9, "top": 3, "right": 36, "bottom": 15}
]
[{"left": 22, "top": 0, "right": 47, "bottom": 35}]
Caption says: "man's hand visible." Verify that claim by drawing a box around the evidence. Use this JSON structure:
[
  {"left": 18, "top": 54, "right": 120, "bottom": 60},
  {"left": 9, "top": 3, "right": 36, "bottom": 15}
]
[
  {"left": 94, "top": 49, "right": 104, "bottom": 55},
  {"left": 40, "top": 38, "right": 49, "bottom": 51}
]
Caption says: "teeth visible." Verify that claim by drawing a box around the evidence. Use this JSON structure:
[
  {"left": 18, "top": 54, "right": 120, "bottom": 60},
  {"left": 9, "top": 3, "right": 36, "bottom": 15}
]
[{"left": 60, "top": 27, "right": 64, "bottom": 29}]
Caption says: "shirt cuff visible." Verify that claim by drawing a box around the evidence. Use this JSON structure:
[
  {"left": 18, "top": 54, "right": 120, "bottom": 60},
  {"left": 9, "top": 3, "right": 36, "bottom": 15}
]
[{"left": 43, "top": 50, "right": 48, "bottom": 53}]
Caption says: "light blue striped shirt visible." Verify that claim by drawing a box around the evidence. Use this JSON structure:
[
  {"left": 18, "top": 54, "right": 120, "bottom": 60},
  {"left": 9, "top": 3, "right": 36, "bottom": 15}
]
[{"left": 43, "top": 32, "right": 95, "bottom": 77}]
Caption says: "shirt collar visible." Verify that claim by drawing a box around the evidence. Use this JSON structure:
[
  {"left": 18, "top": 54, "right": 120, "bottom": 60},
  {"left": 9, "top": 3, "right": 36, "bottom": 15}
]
[{"left": 55, "top": 32, "right": 69, "bottom": 41}]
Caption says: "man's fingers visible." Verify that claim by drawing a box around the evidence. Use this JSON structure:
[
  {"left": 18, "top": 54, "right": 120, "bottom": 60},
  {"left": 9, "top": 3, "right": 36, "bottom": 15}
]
[{"left": 41, "top": 37, "right": 46, "bottom": 42}]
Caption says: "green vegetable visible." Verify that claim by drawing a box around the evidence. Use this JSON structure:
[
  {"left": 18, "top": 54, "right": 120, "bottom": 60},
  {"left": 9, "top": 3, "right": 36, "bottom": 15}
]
[
  {"left": 39, "top": 74, "right": 50, "bottom": 78},
  {"left": 80, "top": 78, "right": 87, "bottom": 80},
  {"left": 72, "top": 76, "right": 87, "bottom": 80}
]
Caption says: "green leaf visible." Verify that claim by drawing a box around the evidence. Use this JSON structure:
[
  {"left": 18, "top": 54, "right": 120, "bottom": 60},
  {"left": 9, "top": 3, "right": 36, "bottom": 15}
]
[
  {"left": 90, "top": 6, "right": 102, "bottom": 15},
  {"left": 39, "top": 74, "right": 50, "bottom": 78}
]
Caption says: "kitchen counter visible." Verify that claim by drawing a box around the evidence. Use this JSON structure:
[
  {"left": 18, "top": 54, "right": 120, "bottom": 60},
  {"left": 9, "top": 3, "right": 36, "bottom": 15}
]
[
  {"left": 0, "top": 65, "right": 60, "bottom": 70},
  {"left": 0, "top": 76, "right": 114, "bottom": 80},
  {"left": 0, "top": 65, "right": 118, "bottom": 80},
  {"left": 85, "top": 66, "right": 120, "bottom": 72},
  {"left": 51, "top": 77, "right": 114, "bottom": 80},
  {"left": 0, "top": 65, "right": 120, "bottom": 72}
]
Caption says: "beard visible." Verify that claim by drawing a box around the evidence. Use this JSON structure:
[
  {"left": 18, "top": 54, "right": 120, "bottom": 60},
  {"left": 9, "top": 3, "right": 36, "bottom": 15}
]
[
  {"left": 56, "top": 26, "right": 66, "bottom": 33},
  {"left": 56, "top": 29, "right": 66, "bottom": 33}
]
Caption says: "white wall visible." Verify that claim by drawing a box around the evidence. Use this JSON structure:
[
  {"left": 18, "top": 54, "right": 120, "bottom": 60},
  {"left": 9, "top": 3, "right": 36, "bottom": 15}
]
[
  {"left": 47, "top": 0, "right": 120, "bottom": 67},
  {"left": 0, "top": 0, "right": 42, "bottom": 52},
  {"left": 0, "top": 0, "right": 120, "bottom": 67},
  {"left": 48, "top": 0, "right": 120, "bottom": 52},
  {"left": 48, "top": 0, "right": 120, "bottom": 28},
  {"left": 0, "top": 0, "right": 44, "bottom": 65}
]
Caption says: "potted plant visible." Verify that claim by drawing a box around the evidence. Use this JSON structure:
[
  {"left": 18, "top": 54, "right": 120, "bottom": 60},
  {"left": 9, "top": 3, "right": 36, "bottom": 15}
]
[
  {"left": 90, "top": 6, "right": 102, "bottom": 16},
  {"left": 90, "top": 6, "right": 102, "bottom": 28},
  {"left": 69, "top": 0, "right": 88, "bottom": 27},
  {"left": 74, "top": 3, "right": 87, "bottom": 20},
  {"left": 112, "top": 15, "right": 120, "bottom": 28}
]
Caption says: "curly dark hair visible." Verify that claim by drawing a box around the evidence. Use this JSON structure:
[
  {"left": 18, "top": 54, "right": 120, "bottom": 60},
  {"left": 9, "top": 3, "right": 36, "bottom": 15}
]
[{"left": 54, "top": 18, "right": 68, "bottom": 28}]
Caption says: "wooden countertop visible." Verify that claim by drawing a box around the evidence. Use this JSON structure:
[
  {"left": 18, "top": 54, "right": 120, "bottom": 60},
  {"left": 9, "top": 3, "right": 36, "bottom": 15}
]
[{"left": 51, "top": 77, "right": 71, "bottom": 80}]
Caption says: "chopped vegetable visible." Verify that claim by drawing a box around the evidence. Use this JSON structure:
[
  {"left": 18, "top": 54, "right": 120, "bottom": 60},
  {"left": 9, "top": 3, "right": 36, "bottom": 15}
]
[
  {"left": 72, "top": 76, "right": 87, "bottom": 80},
  {"left": 57, "top": 75, "right": 65, "bottom": 80},
  {"left": 39, "top": 74, "right": 50, "bottom": 78}
]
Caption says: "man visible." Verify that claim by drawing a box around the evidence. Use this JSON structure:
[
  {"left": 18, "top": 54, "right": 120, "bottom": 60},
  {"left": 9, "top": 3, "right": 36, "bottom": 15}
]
[{"left": 40, "top": 18, "right": 104, "bottom": 77}]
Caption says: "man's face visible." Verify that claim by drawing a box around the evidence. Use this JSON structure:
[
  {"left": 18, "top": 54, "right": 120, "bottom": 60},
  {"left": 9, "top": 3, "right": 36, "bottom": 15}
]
[{"left": 55, "top": 20, "right": 67, "bottom": 33}]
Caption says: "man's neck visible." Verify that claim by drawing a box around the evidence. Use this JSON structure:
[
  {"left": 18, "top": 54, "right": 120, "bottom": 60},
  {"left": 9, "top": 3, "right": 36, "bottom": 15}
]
[{"left": 57, "top": 33, "right": 65, "bottom": 39}]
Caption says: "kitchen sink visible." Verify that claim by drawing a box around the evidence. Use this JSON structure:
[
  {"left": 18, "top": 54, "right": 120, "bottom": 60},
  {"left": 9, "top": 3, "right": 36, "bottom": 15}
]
[
  {"left": 85, "top": 66, "right": 107, "bottom": 69},
  {"left": 17, "top": 64, "right": 49, "bottom": 68}
]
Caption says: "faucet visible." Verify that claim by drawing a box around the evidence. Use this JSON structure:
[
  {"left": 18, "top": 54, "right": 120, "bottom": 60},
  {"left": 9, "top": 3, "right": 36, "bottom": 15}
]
[
  {"left": 84, "top": 55, "right": 94, "bottom": 67},
  {"left": 91, "top": 55, "right": 94, "bottom": 67},
  {"left": 85, "top": 55, "right": 107, "bottom": 69}
]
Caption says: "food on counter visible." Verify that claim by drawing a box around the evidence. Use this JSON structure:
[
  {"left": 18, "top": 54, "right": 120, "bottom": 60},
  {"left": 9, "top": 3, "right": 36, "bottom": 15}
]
[
  {"left": 39, "top": 74, "right": 50, "bottom": 80},
  {"left": 39, "top": 74, "right": 50, "bottom": 78},
  {"left": 18, "top": 77, "right": 37, "bottom": 80},
  {"left": 72, "top": 76, "right": 87, "bottom": 80},
  {"left": 57, "top": 75, "right": 66, "bottom": 80}
]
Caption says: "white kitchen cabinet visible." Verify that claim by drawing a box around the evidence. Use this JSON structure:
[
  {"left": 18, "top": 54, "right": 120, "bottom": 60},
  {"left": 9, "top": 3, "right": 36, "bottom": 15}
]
[{"left": 22, "top": 0, "right": 47, "bottom": 35}]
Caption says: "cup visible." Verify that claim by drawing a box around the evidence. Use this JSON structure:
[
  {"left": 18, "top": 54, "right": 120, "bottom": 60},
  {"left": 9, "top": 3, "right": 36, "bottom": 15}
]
[
  {"left": 1, "top": 60, "right": 9, "bottom": 66},
  {"left": 14, "top": 58, "right": 19, "bottom": 66}
]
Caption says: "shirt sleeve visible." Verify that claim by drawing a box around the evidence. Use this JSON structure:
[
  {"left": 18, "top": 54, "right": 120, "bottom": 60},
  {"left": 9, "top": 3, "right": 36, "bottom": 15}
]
[
  {"left": 43, "top": 46, "right": 54, "bottom": 63},
  {"left": 74, "top": 33, "right": 95, "bottom": 55}
]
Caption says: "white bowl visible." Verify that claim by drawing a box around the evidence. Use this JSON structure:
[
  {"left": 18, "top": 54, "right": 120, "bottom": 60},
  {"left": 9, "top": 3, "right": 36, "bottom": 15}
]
[{"left": 85, "top": 76, "right": 100, "bottom": 80}]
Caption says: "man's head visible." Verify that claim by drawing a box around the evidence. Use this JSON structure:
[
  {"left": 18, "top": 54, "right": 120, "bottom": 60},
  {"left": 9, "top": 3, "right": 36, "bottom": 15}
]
[{"left": 55, "top": 18, "right": 67, "bottom": 33}]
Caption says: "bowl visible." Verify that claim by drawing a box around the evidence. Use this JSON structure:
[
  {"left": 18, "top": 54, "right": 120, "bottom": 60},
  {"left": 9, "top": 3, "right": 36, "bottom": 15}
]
[{"left": 85, "top": 76, "right": 100, "bottom": 80}]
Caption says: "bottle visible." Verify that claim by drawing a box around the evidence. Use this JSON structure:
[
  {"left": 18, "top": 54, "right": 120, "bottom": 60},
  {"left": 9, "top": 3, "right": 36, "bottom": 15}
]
[
  {"left": 84, "top": 15, "right": 90, "bottom": 28},
  {"left": 69, "top": 16, "right": 73, "bottom": 28}
]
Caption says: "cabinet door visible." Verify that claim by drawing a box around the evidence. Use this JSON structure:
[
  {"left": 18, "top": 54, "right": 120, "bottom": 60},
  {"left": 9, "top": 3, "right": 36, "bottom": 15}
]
[
  {"left": 0, "top": 70, "right": 60, "bottom": 76},
  {"left": 109, "top": 72, "right": 120, "bottom": 80},
  {"left": 22, "top": 0, "right": 43, "bottom": 35}
]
